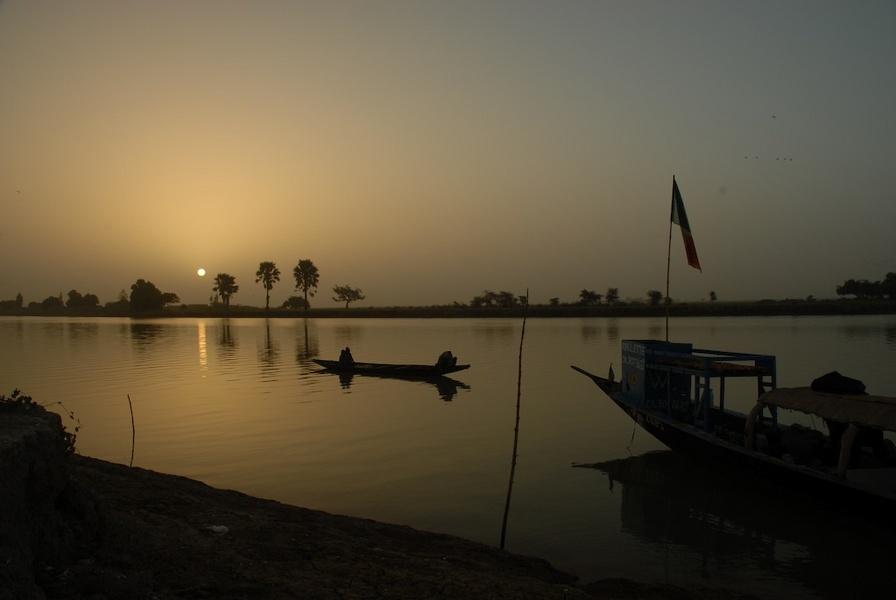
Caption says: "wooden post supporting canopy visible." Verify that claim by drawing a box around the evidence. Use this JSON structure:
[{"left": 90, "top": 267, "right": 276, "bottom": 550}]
[
  {"left": 744, "top": 401, "right": 765, "bottom": 450},
  {"left": 836, "top": 423, "right": 860, "bottom": 479}
]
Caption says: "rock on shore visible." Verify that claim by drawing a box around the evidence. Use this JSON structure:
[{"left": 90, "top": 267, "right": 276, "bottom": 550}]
[{"left": 0, "top": 404, "right": 98, "bottom": 600}]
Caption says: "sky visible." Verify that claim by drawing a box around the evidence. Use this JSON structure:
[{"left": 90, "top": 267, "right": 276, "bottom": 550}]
[{"left": 1, "top": 1, "right": 894, "bottom": 307}]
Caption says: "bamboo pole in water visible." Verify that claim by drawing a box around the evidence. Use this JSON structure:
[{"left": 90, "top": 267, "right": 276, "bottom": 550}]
[
  {"left": 127, "top": 394, "right": 136, "bottom": 467},
  {"left": 500, "top": 289, "right": 528, "bottom": 550}
]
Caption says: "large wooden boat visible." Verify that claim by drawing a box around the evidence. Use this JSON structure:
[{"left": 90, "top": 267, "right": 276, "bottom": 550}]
[
  {"left": 312, "top": 358, "right": 470, "bottom": 378},
  {"left": 573, "top": 340, "right": 896, "bottom": 509}
]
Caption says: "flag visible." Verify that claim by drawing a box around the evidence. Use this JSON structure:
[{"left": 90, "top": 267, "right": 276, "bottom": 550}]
[{"left": 671, "top": 177, "right": 701, "bottom": 271}]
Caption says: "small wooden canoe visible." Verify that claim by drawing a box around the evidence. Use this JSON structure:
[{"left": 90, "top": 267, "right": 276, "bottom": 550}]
[{"left": 312, "top": 359, "right": 470, "bottom": 377}]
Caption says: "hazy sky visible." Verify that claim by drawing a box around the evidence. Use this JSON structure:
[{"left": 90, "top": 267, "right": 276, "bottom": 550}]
[{"left": 2, "top": 1, "right": 894, "bottom": 307}]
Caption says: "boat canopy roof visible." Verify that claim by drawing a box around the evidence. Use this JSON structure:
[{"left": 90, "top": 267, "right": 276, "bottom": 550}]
[{"left": 759, "top": 387, "right": 896, "bottom": 431}]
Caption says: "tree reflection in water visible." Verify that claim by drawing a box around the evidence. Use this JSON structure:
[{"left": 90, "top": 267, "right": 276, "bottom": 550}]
[
  {"left": 580, "top": 325, "right": 601, "bottom": 341},
  {"left": 885, "top": 325, "right": 896, "bottom": 349},
  {"left": 257, "top": 319, "right": 280, "bottom": 374},
  {"left": 66, "top": 321, "right": 99, "bottom": 343},
  {"left": 217, "top": 319, "right": 237, "bottom": 361},
  {"left": 606, "top": 319, "right": 620, "bottom": 343},
  {"left": 472, "top": 323, "right": 515, "bottom": 341},
  {"left": 295, "top": 318, "right": 319, "bottom": 363},
  {"left": 333, "top": 324, "right": 361, "bottom": 347},
  {"left": 130, "top": 323, "right": 164, "bottom": 350}
]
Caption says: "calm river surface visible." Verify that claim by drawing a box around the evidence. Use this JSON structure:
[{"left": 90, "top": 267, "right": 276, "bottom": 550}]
[{"left": 3, "top": 315, "right": 896, "bottom": 597}]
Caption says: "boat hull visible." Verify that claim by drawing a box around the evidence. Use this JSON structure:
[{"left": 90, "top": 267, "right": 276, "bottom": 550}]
[{"left": 313, "top": 359, "right": 470, "bottom": 378}]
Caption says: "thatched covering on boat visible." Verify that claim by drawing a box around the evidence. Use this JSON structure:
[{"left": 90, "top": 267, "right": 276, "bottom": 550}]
[{"left": 760, "top": 387, "right": 896, "bottom": 431}]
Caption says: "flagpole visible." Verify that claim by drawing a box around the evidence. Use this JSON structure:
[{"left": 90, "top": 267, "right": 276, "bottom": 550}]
[{"left": 665, "top": 176, "right": 674, "bottom": 342}]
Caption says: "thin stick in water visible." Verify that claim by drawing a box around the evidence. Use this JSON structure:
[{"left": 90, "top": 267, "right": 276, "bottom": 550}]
[
  {"left": 500, "top": 289, "right": 528, "bottom": 550},
  {"left": 127, "top": 394, "right": 136, "bottom": 467}
]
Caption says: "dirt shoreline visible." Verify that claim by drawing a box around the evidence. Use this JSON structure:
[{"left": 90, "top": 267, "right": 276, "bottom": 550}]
[
  {"left": 44, "top": 456, "right": 755, "bottom": 600},
  {"left": 49, "top": 456, "right": 586, "bottom": 599}
]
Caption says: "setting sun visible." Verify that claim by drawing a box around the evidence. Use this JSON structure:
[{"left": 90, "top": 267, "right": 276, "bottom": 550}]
[{"left": 196, "top": 268, "right": 206, "bottom": 277}]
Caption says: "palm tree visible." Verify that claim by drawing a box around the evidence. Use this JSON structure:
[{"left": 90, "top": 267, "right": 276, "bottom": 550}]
[
  {"left": 293, "top": 259, "right": 319, "bottom": 311},
  {"left": 213, "top": 273, "right": 239, "bottom": 309},
  {"left": 578, "top": 289, "right": 601, "bottom": 306},
  {"left": 255, "top": 261, "right": 281, "bottom": 310}
]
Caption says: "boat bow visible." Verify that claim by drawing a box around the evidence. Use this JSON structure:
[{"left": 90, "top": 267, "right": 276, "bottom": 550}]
[{"left": 571, "top": 365, "right": 621, "bottom": 396}]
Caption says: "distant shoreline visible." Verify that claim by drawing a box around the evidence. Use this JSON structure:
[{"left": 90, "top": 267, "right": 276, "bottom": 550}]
[{"left": 2, "top": 299, "right": 895, "bottom": 319}]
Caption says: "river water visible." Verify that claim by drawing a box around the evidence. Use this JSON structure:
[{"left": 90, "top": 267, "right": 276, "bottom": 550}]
[{"left": 2, "top": 315, "right": 895, "bottom": 597}]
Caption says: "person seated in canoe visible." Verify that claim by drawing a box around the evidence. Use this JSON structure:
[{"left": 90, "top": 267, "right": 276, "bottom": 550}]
[
  {"left": 435, "top": 350, "right": 457, "bottom": 369},
  {"left": 338, "top": 347, "right": 355, "bottom": 368}
]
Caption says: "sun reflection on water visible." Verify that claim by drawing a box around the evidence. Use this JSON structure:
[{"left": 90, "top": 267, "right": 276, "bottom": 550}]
[{"left": 198, "top": 320, "right": 207, "bottom": 373}]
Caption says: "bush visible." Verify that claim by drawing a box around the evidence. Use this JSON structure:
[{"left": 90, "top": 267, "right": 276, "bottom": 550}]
[{"left": 1, "top": 389, "right": 79, "bottom": 455}]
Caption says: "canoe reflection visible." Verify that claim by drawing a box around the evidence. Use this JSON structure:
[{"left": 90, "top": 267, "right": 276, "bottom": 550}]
[
  {"left": 331, "top": 371, "right": 470, "bottom": 402},
  {"left": 575, "top": 451, "right": 895, "bottom": 598}
]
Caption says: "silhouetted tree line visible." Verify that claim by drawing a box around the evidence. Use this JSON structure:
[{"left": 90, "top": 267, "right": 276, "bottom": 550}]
[
  {"left": 129, "top": 280, "right": 180, "bottom": 312},
  {"left": 208, "top": 260, "right": 370, "bottom": 311},
  {"left": 0, "top": 256, "right": 372, "bottom": 315},
  {"left": 469, "top": 290, "right": 522, "bottom": 308},
  {"left": 574, "top": 287, "right": 618, "bottom": 306},
  {"left": 1, "top": 290, "right": 104, "bottom": 313},
  {"left": 203, "top": 259, "right": 367, "bottom": 312},
  {"left": 30, "top": 295, "right": 65, "bottom": 311},
  {"left": 0, "top": 282, "right": 180, "bottom": 314},
  {"left": 210, "top": 259, "right": 329, "bottom": 311},
  {"left": 281, "top": 296, "right": 309, "bottom": 310},
  {"left": 647, "top": 290, "right": 664, "bottom": 306},
  {"left": 466, "top": 287, "right": 621, "bottom": 308},
  {"left": 66, "top": 290, "right": 100, "bottom": 308},
  {"left": 0, "top": 293, "right": 24, "bottom": 311},
  {"left": 836, "top": 273, "right": 896, "bottom": 300},
  {"left": 6, "top": 269, "right": 896, "bottom": 315},
  {"left": 578, "top": 290, "right": 602, "bottom": 305},
  {"left": 470, "top": 286, "right": 684, "bottom": 307}
]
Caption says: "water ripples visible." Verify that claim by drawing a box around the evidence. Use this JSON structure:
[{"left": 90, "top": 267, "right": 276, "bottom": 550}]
[{"left": 3, "top": 315, "right": 896, "bottom": 599}]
